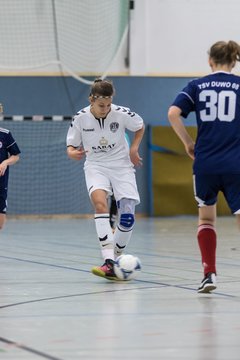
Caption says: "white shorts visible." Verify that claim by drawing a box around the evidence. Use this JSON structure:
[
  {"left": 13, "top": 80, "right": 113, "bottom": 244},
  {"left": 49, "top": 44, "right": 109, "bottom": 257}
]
[{"left": 84, "top": 165, "right": 140, "bottom": 204}]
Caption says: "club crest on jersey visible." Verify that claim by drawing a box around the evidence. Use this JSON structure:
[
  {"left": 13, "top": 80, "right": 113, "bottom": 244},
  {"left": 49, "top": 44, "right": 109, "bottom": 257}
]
[
  {"left": 92, "top": 137, "right": 116, "bottom": 152},
  {"left": 99, "top": 137, "right": 108, "bottom": 146},
  {"left": 110, "top": 122, "right": 119, "bottom": 133},
  {"left": 0, "top": 141, "right": 2, "bottom": 148}
]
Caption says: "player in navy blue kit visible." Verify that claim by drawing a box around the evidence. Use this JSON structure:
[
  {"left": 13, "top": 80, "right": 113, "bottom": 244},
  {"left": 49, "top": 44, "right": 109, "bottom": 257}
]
[
  {"left": 0, "top": 103, "right": 21, "bottom": 230},
  {"left": 168, "top": 40, "right": 240, "bottom": 293}
]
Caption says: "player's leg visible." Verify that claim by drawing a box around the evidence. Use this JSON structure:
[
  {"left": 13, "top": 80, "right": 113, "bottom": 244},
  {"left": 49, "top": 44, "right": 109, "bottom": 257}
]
[
  {"left": 236, "top": 214, "right": 240, "bottom": 229},
  {"left": 111, "top": 168, "right": 140, "bottom": 258},
  {"left": 90, "top": 189, "right": 117, "bottom": 279},
  {"left": 222, "top": 174, "right": 240, "bottom": 230},
  {"left": 0, "top": 214, "right": 6, "bottom": 229},
  {"left": 197, "top": 205, "right": 217, "bottom": 293},
  {"left": 193, "top": 174, "right": 218, "bottom": 293},
  {"left": 113, "top": 198, "right": 137, "bottom": 257},
  {"left": 85, "top": 166, "right": 114, "bottom": 259},
  {"left": 84, "top": 167, "right": 117, "bottom": 279},
  {"left": 91, "top": 189, "right": 114, "bottom": 259},
  {"left": 0, "top": 194, "right": 7, "bottom": 230},
  {"left": 109, "top": 195, "right": 118, "bottom": 230}
]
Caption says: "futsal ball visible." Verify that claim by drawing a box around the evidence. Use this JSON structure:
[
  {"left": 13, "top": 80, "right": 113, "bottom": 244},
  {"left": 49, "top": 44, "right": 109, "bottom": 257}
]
[{"left": 114, "top": 254, "right": 141, "bottom": 280}]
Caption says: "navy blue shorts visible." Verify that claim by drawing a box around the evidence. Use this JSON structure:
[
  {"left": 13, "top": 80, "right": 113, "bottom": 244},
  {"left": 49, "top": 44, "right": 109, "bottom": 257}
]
[
  {"left": 193, "top": 174, "right": 240, "bottom": 214},
  {"left": 0, "top": 189, "right": 7, "bottom": 214}
]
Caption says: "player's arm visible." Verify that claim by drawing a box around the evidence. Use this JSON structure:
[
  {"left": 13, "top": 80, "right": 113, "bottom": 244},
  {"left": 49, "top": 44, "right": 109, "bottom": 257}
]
[
  {"left": 67, "top": 146, "right": 87, "bottom": 161},
  {"left": 0, "top": 154, "right": 20, "bottom": 176},
  {"left": 168, "top": 105, "right": 195, "bottom": 159},
  {"left": 129, "top": 125, "right": 145, "bottom": 167},
  {"left": 66, "top": 115, "right": 87, "bottom": 161}
]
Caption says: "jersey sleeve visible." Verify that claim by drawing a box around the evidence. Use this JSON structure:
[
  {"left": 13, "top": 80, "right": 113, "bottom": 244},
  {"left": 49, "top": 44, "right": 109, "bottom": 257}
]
[
  {"left": 66, "top": 115, "right": 82, "bottom": 147},
  {"left": 122, "top": 109, "right": 144, "bottom": 132},
  {"left": 6, "top": 132, "right": 21, "bottom": 155},
  {"left": 172, "top": 81, "right": 196, "bottom": 118}
]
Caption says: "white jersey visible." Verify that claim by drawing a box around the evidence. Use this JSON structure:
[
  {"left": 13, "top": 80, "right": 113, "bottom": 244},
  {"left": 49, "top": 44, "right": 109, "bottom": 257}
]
[{"left": 66, "top": 104, "right": 144, "bottom": 169}]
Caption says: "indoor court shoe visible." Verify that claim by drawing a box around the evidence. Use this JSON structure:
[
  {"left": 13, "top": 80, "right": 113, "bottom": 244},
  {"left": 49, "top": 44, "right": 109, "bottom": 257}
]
[
  {"left": 198, "top": 272, "right": 217, "bottom": 293},
  {"left": 91, "top": 259, "right": 118, "bottom": 280}
]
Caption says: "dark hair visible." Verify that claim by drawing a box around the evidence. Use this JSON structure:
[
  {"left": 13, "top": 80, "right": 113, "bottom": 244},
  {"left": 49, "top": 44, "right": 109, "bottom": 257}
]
[
  {"left": 89, "top": 78, "right": 115, "bottom": 99},
  {"left": 209, "top": 40, "right": 240, "bottom": 65}
]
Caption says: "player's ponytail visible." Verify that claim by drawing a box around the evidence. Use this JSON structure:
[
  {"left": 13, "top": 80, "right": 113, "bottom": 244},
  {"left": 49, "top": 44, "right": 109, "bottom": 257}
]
[
  {"left": 227, "top": 40, "right": 240, "bottom": 63},
  {"left": 209, "top": 40, "right": 240, "bottom": 65}
]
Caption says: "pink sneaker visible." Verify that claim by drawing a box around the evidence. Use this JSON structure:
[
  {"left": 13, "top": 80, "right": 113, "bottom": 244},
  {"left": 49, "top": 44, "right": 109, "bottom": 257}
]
[{"left": 91, "top": 259, "right": 118, "bottom": 280}]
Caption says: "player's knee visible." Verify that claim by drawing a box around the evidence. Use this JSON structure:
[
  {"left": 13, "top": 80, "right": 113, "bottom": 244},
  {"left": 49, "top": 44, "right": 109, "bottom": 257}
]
[
  {"left": 119, "top": 213, "right": 135, "bottom": 231},
  {"left": 94, "top": 201, "right": 108, "bottom": 213}
]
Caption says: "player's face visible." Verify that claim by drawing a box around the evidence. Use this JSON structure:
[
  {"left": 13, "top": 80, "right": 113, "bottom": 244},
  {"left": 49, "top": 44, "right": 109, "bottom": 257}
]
[{"left": 90, "top": 98, "right": 112, "bottom": 118}]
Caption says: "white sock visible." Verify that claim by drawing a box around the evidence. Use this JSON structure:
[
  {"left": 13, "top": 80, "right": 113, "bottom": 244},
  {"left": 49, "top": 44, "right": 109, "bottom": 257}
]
[
  {"left": 113, "top": 227, "right": 132, "bottom": 258},
  {"left": 94, "top": 213, "right": 114, "bottom": 261}
]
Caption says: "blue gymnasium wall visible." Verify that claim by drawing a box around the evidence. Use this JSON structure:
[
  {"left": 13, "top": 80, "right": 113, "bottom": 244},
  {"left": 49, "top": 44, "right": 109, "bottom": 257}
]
[
  {"left": 0, "top": 76, "right": 195, "bottom": 215},
  {"left": 0, "top": 76, "right": 193, "bottom": 122}
]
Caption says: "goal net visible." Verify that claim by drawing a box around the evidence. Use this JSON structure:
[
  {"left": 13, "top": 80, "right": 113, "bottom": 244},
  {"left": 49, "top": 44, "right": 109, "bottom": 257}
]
[
  {"left": 5, "top": 119, "right": 93, "bottom": 216},
  {"left": 0, "top": 0, "right": 129, "bottom": 84}
]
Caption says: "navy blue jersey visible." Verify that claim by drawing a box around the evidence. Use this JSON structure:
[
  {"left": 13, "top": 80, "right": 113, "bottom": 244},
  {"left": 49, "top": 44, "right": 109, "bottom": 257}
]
[
  {"left": 0, "top": 127, "right": 21, "bottom": 188},
  {"left": 172, "top": 71, "right": 240, "bottom": 174}
]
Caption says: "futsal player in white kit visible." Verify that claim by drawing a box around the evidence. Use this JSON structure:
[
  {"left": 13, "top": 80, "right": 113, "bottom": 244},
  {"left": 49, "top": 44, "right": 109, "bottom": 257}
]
[{"left": 66, "top": 79, "right": 145, "bottom": 280}]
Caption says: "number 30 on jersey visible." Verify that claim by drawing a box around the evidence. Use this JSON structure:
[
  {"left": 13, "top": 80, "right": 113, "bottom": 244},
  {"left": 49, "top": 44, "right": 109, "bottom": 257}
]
[{"left": 199, "top": 89, "right": 236, "bottom": 122}]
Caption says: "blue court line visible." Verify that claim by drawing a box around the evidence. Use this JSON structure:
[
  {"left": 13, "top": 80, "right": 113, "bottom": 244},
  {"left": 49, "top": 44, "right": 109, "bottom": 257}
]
[
  {"left": 0, "top": 286, "right": 168, "bottom": 309},
  {"left": 0, "top": 255, "right": 237, "bottom": 299},
  {"left": 0, "top": 336, "right": 63, "bottom": 360}
]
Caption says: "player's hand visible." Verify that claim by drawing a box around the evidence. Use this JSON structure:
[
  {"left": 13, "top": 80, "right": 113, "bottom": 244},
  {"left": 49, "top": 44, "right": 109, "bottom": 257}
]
[
  {"left": 130, "top": 147, "right": 143, "bottom": 167},
  {"left": 0, "top": 162, "right": 7, "bottom": 176},
  {"left": 185, "top": 142, "right": 195, "bottom": 160},
  {"left": 67, "top": 146, "right": 88, "bottom": 161}
]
